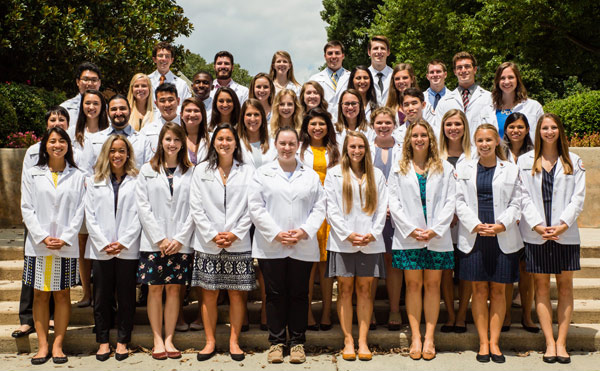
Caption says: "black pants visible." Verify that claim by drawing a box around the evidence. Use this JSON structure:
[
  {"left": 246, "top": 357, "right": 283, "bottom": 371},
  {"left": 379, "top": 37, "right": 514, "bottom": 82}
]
[
  {"left": 258, "top": 257, "right": 313, "bottom": 346},
  {"left": 92, "top": 258, "right": 138, "bottom": 343}
]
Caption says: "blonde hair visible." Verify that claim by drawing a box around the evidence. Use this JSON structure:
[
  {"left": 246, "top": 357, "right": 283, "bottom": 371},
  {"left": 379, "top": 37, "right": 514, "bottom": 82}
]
[
  {"left": 438, "top": 109, "right": 472, "bottom": 160},
  {"left": 341, "top": 131, "right": 378, "bottom": 216},
  {"left": 127, "top": 73, "right": 154, "bottom": 130},
  {"left": 532, "top": 113, "right": 573, "bottom": 175},
  {"left": 270, "top": 89, "right": 303, "bottom": 136},
  {"left": 94, "top": 135, "right": 139, "bottom": 182},
  {"left": 370, "top": 106, "right": 397, "bottom": 127},
  {"left": 399, "top": 119, "right": 443, "bottom": 175},
  {"left": 269, "top": 51, "right": 300, "bottom": 87},
  {"left": 473, "top": 124, "right": 507, "bottom": 161}
]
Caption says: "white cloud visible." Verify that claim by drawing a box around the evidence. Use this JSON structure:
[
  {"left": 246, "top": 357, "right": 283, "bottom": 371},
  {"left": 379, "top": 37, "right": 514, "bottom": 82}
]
[{"left": 175, "top": 0, "right": 328, "bottom": 82}]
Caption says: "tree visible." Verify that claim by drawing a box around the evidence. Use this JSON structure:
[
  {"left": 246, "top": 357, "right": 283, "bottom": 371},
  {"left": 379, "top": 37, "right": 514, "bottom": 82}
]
[
  {"left": 0, "top": 0, "right": 193, "bottom": 94},
  {"left": 182, "top": 52, "right": 253, "bottom": 88}
]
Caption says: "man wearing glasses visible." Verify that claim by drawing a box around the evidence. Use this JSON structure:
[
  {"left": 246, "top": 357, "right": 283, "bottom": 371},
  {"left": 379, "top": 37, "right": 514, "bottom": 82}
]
[{"left": 60, "top": 62, "right": 102, "bottom": 128}]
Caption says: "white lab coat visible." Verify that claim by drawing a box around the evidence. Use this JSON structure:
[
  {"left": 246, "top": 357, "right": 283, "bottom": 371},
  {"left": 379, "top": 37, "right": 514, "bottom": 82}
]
[
  {"left": 336, "top": 127, "right": 376, "bottom": 155},
  {"left": 84, "top": 175, "right": 141, "bottom": 260},
  {"left": 60, "top": 94, "right": 81, "bottom": 129},
  {"left": 275, "top": 81, "right": 302, "bottom": 97},
  {"left": 389, "top": 161, "right": 456, "bottom": 252},
  {"left": 308, "top": 68, "right": 350, "bottom": 120},
  {"left": 298, "top": 144, "right": 335, "bottom": 169},
  {"left": 517, "top": 151, "right": 585, "bottom": 245},
  {"left": 455, "top": 158, "right": 522, "bottom": 254},
  {"left": 435, "top": 86, "right": 498, "bottom": 140},
  {"left": 136, "top": 163, "right": 195, "bottom": 253},
  {"left": 368, "top": 65, "right": 393, "bottom": 107},
  {"left": 22, "top": 142, "right": 83, "bottom": 176},
  {"left": 148, "top": 70, "right": 192, "bottom": 113},
  {"left": 248, "top": 159, "right": 326, "bottom": 261},
  {"left": 190, "top": 161, "right": 254, "bottom": 254},
  {"left": 140, "top": 115, "right": 181, "bottom": 155},
  {"left": 325, "top": 165, "right": 388, "bottom": 254},
  {"left": 21, "top": 164, "right": 85, "bottom": 258},
  {"left": 240, "top": 140, "right": 277, "bottom": 169},
  {"left": 210, "top": 79, "right": 249, "bottom": 106}
]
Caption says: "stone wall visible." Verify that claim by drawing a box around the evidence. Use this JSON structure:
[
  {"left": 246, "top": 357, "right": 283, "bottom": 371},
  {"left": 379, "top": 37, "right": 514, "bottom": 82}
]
[{"left": 0, "top": 147, "right": 599, "bottom": 227}]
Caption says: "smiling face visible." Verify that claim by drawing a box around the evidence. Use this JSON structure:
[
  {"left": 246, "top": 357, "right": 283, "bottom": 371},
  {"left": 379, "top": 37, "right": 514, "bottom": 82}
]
[
  {"left": 275, "top": 130, "right": 298, "bottom": 161},
  {"left": 505, "top": 119, "right": 528, "bottom": 145},
  {"left": 274, "top": 55, "right": 291, "bottom": 77},
  {"left": 132, "top": 78, "right": 150, "bottom": 102},
  {"left": 278, "top": 95, "right": 295, "bottom": 119},
  {"left": 244, "top": 105, "right": 262, "bottom": 135},
  {"left": 303, "top": 85, "right": 321, "bottom": 110},
  {"left": 373, "top": 113, "right": 395, "bottom": 138},
  {"left": 307, "top": 116, "right": 328, "bottom": 145},
  {"left": 47, "top": 113, "right": 69, "bottom": 131},
  {"left": 426, "top": 63, "right": 447, "bottom": 88},
  {"left": 352, "top": 70, "right": 371, "bottom": 96},
  {"left": 153, "top": 48, "right": 174, "bottom": 75},
  {"left": 82, "top": 94, "right": 101, "bottom": 120},
  {"left": 443, "top": 114, "right": 465, "bottom": 143},
  {"left": 539, "top": 117, "right": 559, "bottom": 147},
  {"left": 109, "top": 139, "right": 128, "bottom": 172},
  {"left": 181, "top": 102, "right": 203, "bottom": 129},
  {"left": 368, "top": 40, "right": 390, "bottom": 65},
  {"left": 341, "top": 93, "right": 360, "bottom": 120},
  {"left": 393, "top": 70, "right": 412, "bottom": 92},
  {"left": 475, "top": 129, "right": 499, "bottom": 159},
  {"left": 410, "top": 124, "right": 430, "bottom": 155},
  {"left": 76, "top": 70, "right": 101, "bottom": 94},
  {"left": 213, "top": 128, "right": 236, "bottom": 159},
  {"left": 162, "top": 129, "right": 182, "bottom": 158},
  {"left": 346, "top": 135, "right": 366, "bottom": 165},
  {"left": 402, "top": 95, "right": 425, "bottom": 122},
  {"left": 46, "top": 131, "right": 68, "bottom": 160},
  {"left": 155, "top": 91, "right": 179, "bottom": 120},
  {"left": 454, "top": 58, "right": 477, "bottom": 88},
  {"left": 108, "top": 98, "right": 130, "bottom": 128},
  {"left": 192, "top": 73, "right": 212, "bottom": 100},
  {"left": 253, "top": 77, "right": 271, "bottom": 103},
  {"left": 216, "top": 91, "right": 234, "bottom": 117},
  {"left": 215, "top": 56, "right": 233, "bottom": 80},
  {"left": 324, "top": 45, "right": 344, "bottom": 71},
  {"left": 498, "top": 67, "right": 517, "bottom": 96}
]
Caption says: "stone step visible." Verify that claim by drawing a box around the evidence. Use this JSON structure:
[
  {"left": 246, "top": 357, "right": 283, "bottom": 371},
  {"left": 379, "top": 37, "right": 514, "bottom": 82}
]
[
  {"left": 0, "top": 261, "right": 22, "bottom": 281},
  {"left": 576, "top": 258, "right": 600, "bottom": 278},
  {"left": 2, "top": 322, "right": 599, "bottom": 354},
  {"left": 550, "top": 278, "right": 600, "bottom": 300}
]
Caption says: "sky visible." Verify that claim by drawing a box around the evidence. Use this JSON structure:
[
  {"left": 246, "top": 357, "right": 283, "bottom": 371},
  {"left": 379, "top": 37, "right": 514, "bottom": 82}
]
[{"left": 175, "top": 0, "right": 328, "bottom": 82}]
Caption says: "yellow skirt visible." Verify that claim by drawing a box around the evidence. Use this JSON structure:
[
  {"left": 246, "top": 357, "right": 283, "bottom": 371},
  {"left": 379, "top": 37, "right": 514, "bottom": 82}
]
[{"left": 317, "top": 221, "right": 330, "bottom": 262}]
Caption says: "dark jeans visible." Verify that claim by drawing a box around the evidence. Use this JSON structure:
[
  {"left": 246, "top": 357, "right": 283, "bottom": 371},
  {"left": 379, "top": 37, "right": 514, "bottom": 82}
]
[
  {"left": 92, "top": 258, "right": 138, "bottom": 343},
  {"left": 258, "top": 257, "right": 313, "bottom": 346}
]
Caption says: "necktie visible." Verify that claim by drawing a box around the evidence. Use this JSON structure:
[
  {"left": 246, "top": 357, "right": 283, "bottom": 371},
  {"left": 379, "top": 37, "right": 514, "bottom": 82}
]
[
  {"left": 462, "top": 89, "right": 470, "bottom": 111},
  {"left": 159, "top": 74, "right": 166, "bottom": 86},
  {"left": 433, "top": 93, "right": 441, "bottom": 110},
  {"left": 330, "top": 72, "right": 338, "bottom": 91},
  {"left": 377, "top": 72, "right": 384, "bottom": 92}
]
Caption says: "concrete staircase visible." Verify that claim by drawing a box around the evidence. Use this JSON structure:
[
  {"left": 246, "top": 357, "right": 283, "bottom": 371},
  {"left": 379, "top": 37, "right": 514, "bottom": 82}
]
[{"left": 1, "top": 228, "right": 599, "bottom": 354}]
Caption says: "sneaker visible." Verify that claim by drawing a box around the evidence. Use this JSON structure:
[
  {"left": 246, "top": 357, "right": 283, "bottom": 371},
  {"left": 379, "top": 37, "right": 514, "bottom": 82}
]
[
  {"left": 289, "top": 344, "right": 306, "bottom": 364},
  {"left": 267, "top": 344, "right": 284, "bottom": 364}
]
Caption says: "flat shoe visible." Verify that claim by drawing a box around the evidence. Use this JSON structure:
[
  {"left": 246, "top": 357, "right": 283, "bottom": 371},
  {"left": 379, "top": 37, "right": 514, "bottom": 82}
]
[
  {"left": 52, "top": 356, "right": 68, "bottom": 364},
  {"left": 175, "top": 323, "right": 189, "bottom": 332},
  {"left": 476, "top": 353, "right": 490, "bottom": 363},
  {"left": 115, "top": 352, "right": 129, "bottom": 361},
  {"left": 557, "top": 355, "right": 571, "bottom": 364},
  {"left": 307, "top": 324, "right": 319, "bottom": 331},
  {"left": 197, "top": 350, "right": 216, "bottom": 361},
  {"left": 342, "top": 352, "right": 356, "bottom": 361},
  {"left": 77, "top": 299, "right": 92, "bottom": 308},
  {"left": 543, "top": 355, "right": 557, "bottom": 363},
  {"left": 189, "top": 322, "right": 204, "bottom": 331},
  {"left": 501, "top": 325, "right": 511, "bottom": 332},
  {"left": 440, "top": 324, "right": 454, "bottom": 333},
  {"left": 319, "top": 323, "right": 332, "bottom": 331},
  {"left": 152, "top": 351, "right": 167, "bottom": 360},
  {"left": 409, "top": 350, "right": 422, "bottom": 360},
  {"left": 231, "top": 352, "right": 245, "bottom": 361},
  {"left": 260, "top": 323, "right": 268, "bottom": 331},
  {"left": 454, "top": 325, "right": 467, "bottom": 333},
  {"left": 241, "top": 324, "right": 249, "bottom": 332},
  {"left": 521, "top": 320, "right": 540, "bottom": 333},
  {"left": 167, "top": 350, "right": 181, "bottom": 359},
  {"left": 96, "top": 352, "right": 111, "bottom": 361},
  {"left": 358, "top": 352, "right": 372, "bottom": 361},
  {"left": 422, "top": 351, "right": 436, "bottom": 361},
  {"left": 12, "top": 327, "right": 35, "bottom": 338},
  {"left": 491, "top": 353, "right": 505, "bottom": 363},
  {"left": 31, "top": 354, "right": 51, "bottom": 365}
]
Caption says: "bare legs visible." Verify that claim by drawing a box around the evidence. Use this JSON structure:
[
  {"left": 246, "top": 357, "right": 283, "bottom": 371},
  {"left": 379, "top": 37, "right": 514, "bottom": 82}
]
[
  {"left": 199, "top": 288, "right": 246, "bottom": 355},
  {"left": 471, "top": 281, "right": 505, "bottom": 356},
  {"left": 384, "top": 253, "right": 403, "bottom": 328},
  {"left": 404, "top": 270, "right": 442, "bottom": 355},
  {"left": 77, "top": 234, "right": 91, "bottom": 305},
  {"left": 307, "top": 261, "right": 333, "bottom": 327},
  {"left": 33, "top": 289, "right": 70, "bottom": 359},
  {"left": 147, "top": 284, "right": 182, "bottom": 353},
  {"left": 337, "top": 276, "right": 375, "bottom": 356}
]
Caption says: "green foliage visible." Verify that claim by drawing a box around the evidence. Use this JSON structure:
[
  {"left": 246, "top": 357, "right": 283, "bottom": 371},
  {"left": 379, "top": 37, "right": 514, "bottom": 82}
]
[
  {"left": 0, "top": 0, "right": 193, "bottom": 94},
  {"left": 33, "top": 87, "right": 67, "bottom": 110},
  {"left": 544, "top": 91, "right": 600, "bottom": 137},
  {"left": 0, "top": 92, "right": 18, "bottom": 144},
  {"left": 182, "top": 52, "right": 253, "bottom": 88},
  {"left": 0, "top": 83, "right": 48, "bottom": 139}
]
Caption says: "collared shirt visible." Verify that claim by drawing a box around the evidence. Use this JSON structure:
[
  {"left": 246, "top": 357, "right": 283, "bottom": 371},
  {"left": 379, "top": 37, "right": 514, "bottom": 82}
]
[
  {"left": 368, "top": 65, "right": 393, "bottom": 106},
  {"left": 425, "top": 86, "right": 447, "bottom": 109},
  {"left": 203, "top": 96, "right": 213, "bottom": 122},
  {"left": 108, "top": 124, "right": 134, "bottom": 137},
  {"left": 457, "top": 84, "right": 478, "bottom": 97},
  {"left": 148, "top": 70, "right": 192, "bottom": 109},
  {"left": 326, "top": 67, "right": 343, "bottom": 85}
]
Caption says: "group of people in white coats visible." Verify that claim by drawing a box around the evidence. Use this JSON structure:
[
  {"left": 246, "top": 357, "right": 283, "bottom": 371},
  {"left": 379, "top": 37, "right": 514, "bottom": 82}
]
[{"left": 18, "top": 37, "right": 585, "bottom": 366}]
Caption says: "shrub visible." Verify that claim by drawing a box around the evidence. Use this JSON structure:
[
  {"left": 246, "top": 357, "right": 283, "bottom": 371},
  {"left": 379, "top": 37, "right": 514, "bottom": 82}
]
[
  {"left": 569, "top": 132, "right": 600, "bottom": 147},
  {"left": 0, "top": 82, "right": 47, "bottom": 139},
  {"left": 0, "top": 93, "right": 19, "bottom": 145},
  {"left": 34, "top": 87, "right": 67, "bottom": 109},
  {"left": 5, "top": 131, "right": 40, "bottom": 148},
  {"left": 544, "top": 90, "right": 600, "bottom": 137}
]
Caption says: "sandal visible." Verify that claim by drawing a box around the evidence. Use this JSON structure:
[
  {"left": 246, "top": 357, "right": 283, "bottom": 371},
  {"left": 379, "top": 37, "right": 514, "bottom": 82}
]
[{"left": 387, "top": 312, "right": 401, "bottom": 331}]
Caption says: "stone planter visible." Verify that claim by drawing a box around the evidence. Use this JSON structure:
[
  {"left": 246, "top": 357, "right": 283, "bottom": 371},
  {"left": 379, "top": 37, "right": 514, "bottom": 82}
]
[
  {"left": 0, "top": 148, "right": 26, "bottom": 227},
  {"left": 570, "top": 147, "right": 599, "bottom": 228}
]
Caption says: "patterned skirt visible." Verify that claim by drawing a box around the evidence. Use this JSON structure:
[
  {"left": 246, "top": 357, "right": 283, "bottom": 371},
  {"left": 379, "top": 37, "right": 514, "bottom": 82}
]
[
  {"left": 22, "top": 255, "right": 78, "bottom": 291},
  {"left": 392, "top": 248, "right": 454, "bottom": 270},
  {"left": 525, "top": 241, "right": 580, "bottom": 274},
  {"left": 192, "top": 250, "right": 256, "bottom": 291},
  {"left": 137, "top": 252, "right": 192, "bottom": 285}
]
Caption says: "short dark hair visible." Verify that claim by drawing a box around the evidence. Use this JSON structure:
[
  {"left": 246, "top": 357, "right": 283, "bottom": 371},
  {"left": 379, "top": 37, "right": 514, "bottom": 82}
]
[
  {"left": 193, "top": 70, "right": 213, "bottom": 82},
  {"left": 155, "top": 82, "right": 178, "bottom": 99},
  {"left": 75, "top": 62, "right": 102, "bottom": 80},
  {"left": 36, "top": 127, "right": 77, "bottom": 169},
  {"left": 402, "top": 87, "right": 425, "bottom": 103},
  {"left": 153, "top": 41, "right": 175, "bottom": 58},
  {"left": 368, "top": 35, "right": 390, "bottom": 51},
  {"left": 214, "top": 51, "right": 234, "bottom": 65},
  {"left": 324, "top": 40, "right": 344, "bottom": 54},
  {"left": 452, "top": 51, "right": 477, "bottom": 69},
  {"left": 44, "top": 106, "right": 70, "bottom": 125},
  {"left": 108, "top": 93, "right": 131, "bottom": 111}
]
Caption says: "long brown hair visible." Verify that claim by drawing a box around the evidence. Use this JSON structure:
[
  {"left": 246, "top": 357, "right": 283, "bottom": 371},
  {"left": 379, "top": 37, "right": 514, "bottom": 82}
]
[
  {"left": 149, "top": 122, "right": 193, "bottom": 174},
  {"left": 300, "top": 81, "right": 329, "bottom": 113},
  {"left": 532, "top": 113, "right": 573, "bottom": 175},
  {"left": 399, "top": 119, "right": 443, "bottom": 175},
  {"left": 385, "top": 63, "right": 418, "bottom": 110},
  {"left": 491, "top": 62, "right": 528, "bottom": 108},
  {"left": 438, "top": 109, "right": 472, "bottom": 160},
  {"left": 249, "top": 73, "right": 275, "bottom": 106},
  {"left": 270, "top": 89, "right": 303, "bottom": 135},
  {"left": 299, "top": 108, "right": 339, "bottom": 168},
  {"left": 269, "top": 51, "right": 300, "bottom": 87},
  {"left": 75, "top": 89, "right": 108, "bottom": 147},
  {"left": 238, "top": 98, "right": 270, "bottom": 154},
  {"left": 180, "top": 97, "right": 209, "bottom": 146},
  {"left": 341, "top": 131, "right": 377, "bottom": 216},
  {"left": 473, "top": 124, "right": 507, "bottom": 161},
  {"left": 335, "top": 89, "right": 369, "bottom": 134}
]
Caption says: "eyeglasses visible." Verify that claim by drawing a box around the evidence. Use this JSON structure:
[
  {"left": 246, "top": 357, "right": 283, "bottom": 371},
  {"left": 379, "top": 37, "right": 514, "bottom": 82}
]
[
  {"left": 342, "top": 102, "right": 359, "bottom": 107},
  {"left": 80, "top": 77, "right": 100, "bottom": 83},
  {"left": 455, "top": 64, "right": 473, "bottom": 71}
]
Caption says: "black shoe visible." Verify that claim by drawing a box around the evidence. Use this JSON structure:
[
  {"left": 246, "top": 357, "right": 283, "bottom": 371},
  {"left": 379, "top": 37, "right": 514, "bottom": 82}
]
[
  {"left": 231, "top": 352, "right": 245, "bottom": 361},
  {"left": 476, "top": 353, "right": 490, "bottom": 363},
  {"left": 96, "top": 352, "right": 111, "bottom": 362},
  {"left": 307, "top": 324, "right": 319, "bottom": 331},
  {"left": 197, "top": 350, "right": 216, "bottom": 361},
  {"left": 52, "top": 356, "right": 68, "bottom": 364},
  {"left": 501, "top": 325, "right": 511, "bottom": 332},
  {"left": 557, "top": 355, "right": 571, "bottom": 364},
  {"left": 369, "top": 323, "right": 377, "bottom": 330},
  {"left": 31, "top": 354, "right": 51, "bottom": 365},
  {"left": 521, "top": 320, "right": 540, "bottom": 333},
  {"left": 454, "top": 325, "right": 467, "bottom": 333},
  {"left": 115, "top": 352, "right": 129, "bottom": 361},
  {"left": 241, "top": 324, "right": 249, "bottom": 332},
  {"left": 543, "top": 355, "right": 557, "bottom": 363},
  {"left": 440, "top": 324, "right": 454, "bottom": 333},
  {"left": 491, "top": 353, "right": 505, "bottom": 363},
  {"left": 12, "top": 326, "right": 35, "bottom": 338},
  {"left": 260, "top": 323, "right": 268, "bottom": 331},
  {"left": 319, "top": 323, "right": 332, "bottom": 331}
]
